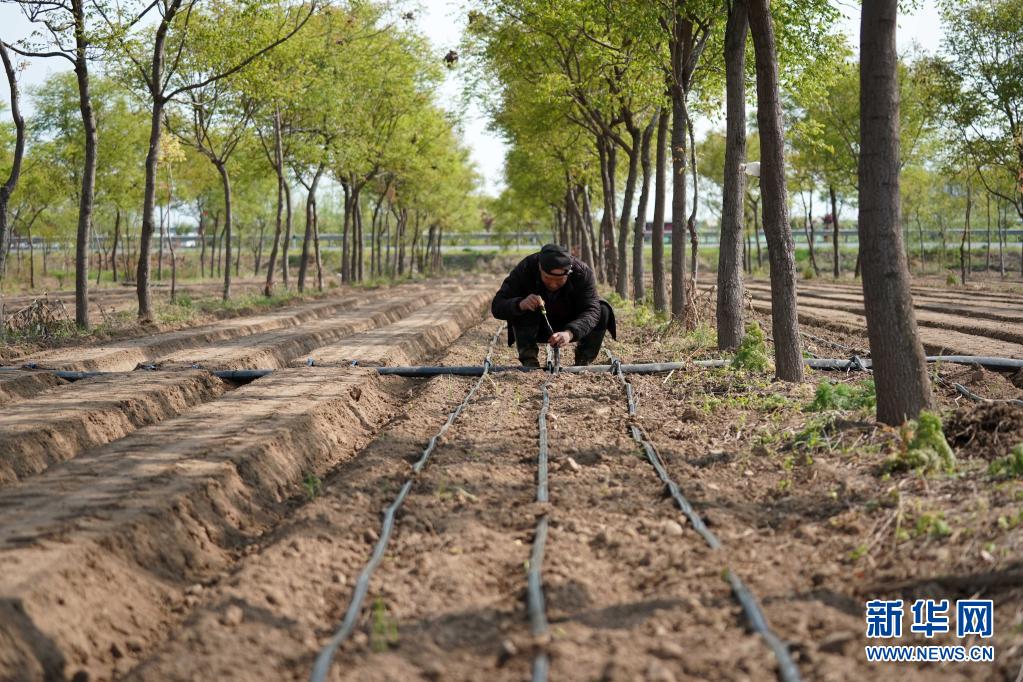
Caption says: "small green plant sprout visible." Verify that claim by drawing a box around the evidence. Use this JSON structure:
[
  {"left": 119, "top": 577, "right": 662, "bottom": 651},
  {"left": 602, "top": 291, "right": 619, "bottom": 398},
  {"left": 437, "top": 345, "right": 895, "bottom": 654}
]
[
  {"left": 849, "top": 544, "right": 869, "bottom": 561},
  {"left": 806, "top": 379, "right": 876, "bottom": 412},
  {"left": 370, "top": 598, "right": 399, "bottom": 652},
  {"left": 914, "top": 511, "right": 952, "bottom": 539},
  {"left": 882, "top": 411, "right": 956, "bottom": 476},
  {"left": 302, "top": 472, "right": 322, "bottom": 500},
  {"left": 731, "top": 322, "right": 770, "bottom": 373},
  {"left": 792, "top": 416, "right": 833, "bottom": 452},
  {"left": 988, "top": 444, "right": 1023, "bottom": 480}
]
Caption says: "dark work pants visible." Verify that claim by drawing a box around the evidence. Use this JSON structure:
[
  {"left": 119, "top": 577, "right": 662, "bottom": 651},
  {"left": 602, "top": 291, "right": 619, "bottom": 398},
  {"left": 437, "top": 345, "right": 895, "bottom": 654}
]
[{"left": 511, "top": 303, "right": 610, "bottom": 367}]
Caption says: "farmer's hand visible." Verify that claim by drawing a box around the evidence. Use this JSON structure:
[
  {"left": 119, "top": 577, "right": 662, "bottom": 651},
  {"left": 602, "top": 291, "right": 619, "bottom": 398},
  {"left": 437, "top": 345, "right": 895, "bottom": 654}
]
[
  {"left": 548, "top": 331, "right": 573, "bottom": 348},
  {"left": 519, "top": 294, "right": 544, "bottom": 312}
]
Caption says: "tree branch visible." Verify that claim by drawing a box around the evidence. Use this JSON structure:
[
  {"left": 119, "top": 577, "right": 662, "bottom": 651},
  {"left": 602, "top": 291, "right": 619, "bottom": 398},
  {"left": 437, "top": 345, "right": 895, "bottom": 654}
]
[{"left": 166, "top": 3, "right": 317, "bottom": 101}]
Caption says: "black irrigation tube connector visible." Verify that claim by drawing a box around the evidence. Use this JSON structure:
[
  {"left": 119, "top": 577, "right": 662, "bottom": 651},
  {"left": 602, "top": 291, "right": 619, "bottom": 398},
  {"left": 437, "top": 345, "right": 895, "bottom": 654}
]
[
  {"left": 308, "top": 325, "right": 505, "bottom": 682},
  {"left": 605, "top": 350, "right": 802, "bottom": 682},
  {"left": 529, "top": 379, "right": 553, "bottom": 682}
]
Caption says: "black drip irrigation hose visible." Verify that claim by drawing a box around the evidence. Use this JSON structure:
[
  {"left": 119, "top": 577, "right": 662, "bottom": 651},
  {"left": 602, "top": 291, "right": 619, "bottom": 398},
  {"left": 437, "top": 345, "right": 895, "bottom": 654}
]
[
  {"left": 604, "top": 349, "right": 802, "bottom": 682},
  {"left": 4, "top": 355, "right": 1021, "bottom": 382},
  {"left": 529, "top": 380, "right": 553, "bottom": 682},
  {"left": 308, "top": 325, "right": 505, "bottom": 682}
]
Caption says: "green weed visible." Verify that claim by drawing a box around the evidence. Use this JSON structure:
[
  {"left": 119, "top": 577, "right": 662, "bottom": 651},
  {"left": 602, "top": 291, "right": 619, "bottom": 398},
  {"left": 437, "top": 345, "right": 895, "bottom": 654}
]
[
  {"left": 792, "top": 416, "right": 833, "bottom": 451},
  {"left": 914, "top": 511, "right": 952, "bottom": 539},
  {"left": 731, "top": 322, "right": 769, "bottom": 373},
  {"left": 882, "top": 411, "right": 956, "bottom": 476},
  {"left": 302, "top": 472, "right": 322, "bottom": 501},
  {"left": 370, "top": 598, "right": 399, "bottom": 652},
  {"left": 806, "top": 379, "right": 876, "bottom": 412},
  {"left": 997, "top": 509, "right": 1023, "bottom": 531},
  {"left": 989, "top": 444, "right": 1023, "bottom": 480}
]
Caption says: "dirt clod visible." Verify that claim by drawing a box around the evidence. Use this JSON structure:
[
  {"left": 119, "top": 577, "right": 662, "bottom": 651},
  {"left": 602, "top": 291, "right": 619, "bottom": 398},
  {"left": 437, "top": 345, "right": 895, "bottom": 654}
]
[{"left": 221, "top": 605, "right": 244, "bottom": 627}]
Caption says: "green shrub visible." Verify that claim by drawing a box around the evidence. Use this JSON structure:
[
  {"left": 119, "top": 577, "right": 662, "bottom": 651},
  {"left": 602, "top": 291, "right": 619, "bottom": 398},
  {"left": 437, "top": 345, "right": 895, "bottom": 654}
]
[
  {"left": 807, "top": 379, "right": 876, "bottom": 412},
  {"left": 731, "top": 322, "right": 769, "bottom": 372},
  {"left": 883, "top": 411, "right": 956, "bottom": 475},
  {"left": 989, "top": 444, "right": 1023, "bottom": 480}
]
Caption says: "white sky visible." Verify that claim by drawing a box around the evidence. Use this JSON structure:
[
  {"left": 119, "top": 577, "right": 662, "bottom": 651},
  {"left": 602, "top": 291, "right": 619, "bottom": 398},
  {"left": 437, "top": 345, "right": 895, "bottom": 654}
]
[{"left": 2, "top": 0, "right": 947, "bottom": 198}]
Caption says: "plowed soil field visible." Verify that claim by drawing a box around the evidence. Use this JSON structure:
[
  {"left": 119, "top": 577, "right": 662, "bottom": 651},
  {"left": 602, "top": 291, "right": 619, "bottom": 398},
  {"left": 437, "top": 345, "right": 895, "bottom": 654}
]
[
  {"left": 744, "top": 279, "right": 1023, "bottom": 358},
  {"left": 1, "top": 275, "right": 1021, "bottom": 682}
]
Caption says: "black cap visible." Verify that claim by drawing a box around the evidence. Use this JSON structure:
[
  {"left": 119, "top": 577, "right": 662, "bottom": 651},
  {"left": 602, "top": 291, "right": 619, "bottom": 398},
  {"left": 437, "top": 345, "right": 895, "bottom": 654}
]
[{"left": 538, "top": 244, "right": 572, "bottom": 272}]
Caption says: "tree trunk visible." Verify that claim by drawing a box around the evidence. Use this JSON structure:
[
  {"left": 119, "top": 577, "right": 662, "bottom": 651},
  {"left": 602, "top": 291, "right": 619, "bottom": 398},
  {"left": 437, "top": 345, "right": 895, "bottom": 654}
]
[
  {"left": 858, "top": 0, "right": 932, "bottom": 424},
  {"left": 985, "top": 192, "right": 991, "bottom": 271},
  {"left": 998, "top": 202, "right": 1005, "bottom": 277},
  {"left": 313, "top": 198, "right": 323, "bottom": 291},
  {"left": 597, "top": 135, "right": 618, "bottom": 287},
  {"left": 216, "top": 161, "right": 233, "bottom": 301},
  {"left": 168, "top": 210, "right": 178, "bottom": 303},
  {"left": 670, "top": 90, "right": 689, "bottom": 319},
  {"left": 254, "top": 219, "right": 266, "bottom": 275},
  {"left": 959, "top": 182, "right": 971, "bottom": 285},
  {"left": 137, "top": 88, "right": 167, "bottom": 320},
  {"left": 263, "top": 110, "right": 285, "bottom": 295},
  {"left": 27, "top": 222, "right": 34, "bottom": 289},
  {"left": 0, "top": 42, "right": 26, "bottom": 286},
  {"left": 371, "top": 190, "right": 385, "bottom": 277},
  {"left": 829, "top": 184, "right": 841, "bottom": 277},
  {"left": 805, "top": 193, "right": 820, "bottom": 276},
  {"left": 297, "top": 165, "right": 323, "bottom": 292},
  {"left": 748, "top": 0, "right": 803, "bottom": 382},
  {"left": 397, "top": 209, "right": 407, "bottom": 276},
  {"left": 650, "top": 109, "right": 669, "bottom": 313},
  {"left": 632, "top": 115, "right": 656, "bottom": 302},
  {"left": 281, "top": 181, "right": 293, "bottom": 288},
  {"left": 158, "top": 203, "right": 166, "bottom": 281},
  {"left": 581, "top": 184, "right": 602, "bottom": 282},
  {"left": 111, "top": 208, "right": 121, "bottom": 282},
  {"left": 939, "top": 215, "right": 946, "bottom": 271},
  {"left": 570, "top": 185, "right": 594, "bottom": 271},
  {"left": 351, "top": 186, "right": 363, "bottom": 281},
  {"left": 72, "top": 0, "right": 96, "bottom": 329},
  {"left": 341, "top": 182, "right": 351, "bottom": 283},
  {"left": 717, "top": 0, "right": 748, "bottom": 350},
  {"left": 208, "top": 212, "right": 219, "bottom": 278},
  {"left": 750, "top": 194, "right": 762, "bottom": 268},
  {"left": 687, "top": 116, "right": 700, "bottom": 285},
  {"left": 916, "top": 212, "right": 926, "bottom": 273},
  {"left": 616, "top": 125, "right": 641, "bottom": 298},
  {"left": 198, "top": 208, "right": 206, "bottom": 279}
]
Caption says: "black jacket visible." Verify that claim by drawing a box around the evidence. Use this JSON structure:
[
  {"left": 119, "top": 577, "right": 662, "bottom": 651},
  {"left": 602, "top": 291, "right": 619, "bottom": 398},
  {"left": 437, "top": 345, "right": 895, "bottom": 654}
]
[{"left": 491, "top": 253, "right": 602, "bottom": 341}]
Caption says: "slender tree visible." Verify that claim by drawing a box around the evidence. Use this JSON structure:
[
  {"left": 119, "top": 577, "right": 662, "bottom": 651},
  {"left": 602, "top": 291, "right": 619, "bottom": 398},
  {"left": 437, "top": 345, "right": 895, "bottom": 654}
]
[
  {"left": 748, "top": 0, "right": 803, "bottom": 381},
  {"left": 716, "top": 0, "right": 747, "bottom": 350},
  {"left": 97, "top": 0, "right": 314, "bottom": 319},
  {"left": 0, "top": 39, "right": 26, "bottom": 284},
  {"left": 858, "top": 0, "right": 932, "bottom": 423},
  {"left": 4, "top": 0, "right": 99, "bottom": 327}
]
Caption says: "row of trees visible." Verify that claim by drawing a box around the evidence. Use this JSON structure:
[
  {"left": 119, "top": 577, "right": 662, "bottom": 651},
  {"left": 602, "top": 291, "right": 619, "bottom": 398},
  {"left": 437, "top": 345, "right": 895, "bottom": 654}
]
[
  {"left": 1, "top": 0, "right": 481, "bottom": 326},
  {"left": 469, "top": 0, "right": 1021, "bottom": 423}
]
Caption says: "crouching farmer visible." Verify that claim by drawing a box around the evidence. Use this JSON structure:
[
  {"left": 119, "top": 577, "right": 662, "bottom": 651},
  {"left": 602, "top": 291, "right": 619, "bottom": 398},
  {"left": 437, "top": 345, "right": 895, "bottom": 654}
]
[{"left": 491, "top": 244, "right": 615, "bottom": 367}]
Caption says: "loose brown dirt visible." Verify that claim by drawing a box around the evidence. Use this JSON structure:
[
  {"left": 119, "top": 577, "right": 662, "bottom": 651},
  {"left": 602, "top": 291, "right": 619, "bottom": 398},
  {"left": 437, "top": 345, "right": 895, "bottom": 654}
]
[
  {"left": 0, "top": 370, "right": 225, "bottom": 485},
  {"left": 2, "top": 272, "right": 1022, "bottom": 682},
  {"left": 744, "top": 279, "right": 1023, "bottom": 359}
]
